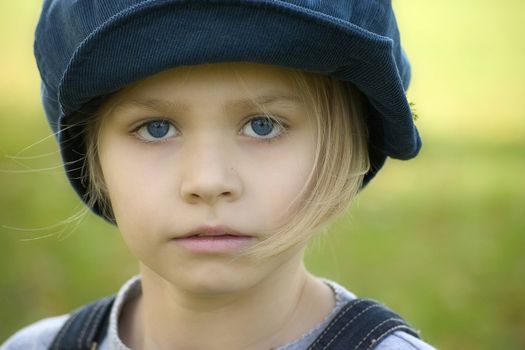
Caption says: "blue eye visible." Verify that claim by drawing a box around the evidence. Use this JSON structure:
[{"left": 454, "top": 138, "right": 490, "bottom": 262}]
[
  {"left": 136, "top": 120, "right": 176, "bottom": 142},
  {"left": 243, "top": 116, "right": 285, "bottom": 140}
]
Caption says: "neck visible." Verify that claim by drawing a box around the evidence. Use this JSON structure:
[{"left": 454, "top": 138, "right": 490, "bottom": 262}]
[{"left": 120, "top": 252, "right": 335, "bottom": 350}]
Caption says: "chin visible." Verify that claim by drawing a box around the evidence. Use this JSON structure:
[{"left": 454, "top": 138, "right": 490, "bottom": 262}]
[
  {"left": 175, "top": 265, "right": 262, "bottom": 296},
  {"left": 148, "top": 257, "right": 266, "bottom": 297}
]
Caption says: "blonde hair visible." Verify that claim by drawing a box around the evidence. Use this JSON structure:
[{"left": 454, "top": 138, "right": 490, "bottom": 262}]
[{"left": 82, "top": 69, "right": 370, "bottom": 259}]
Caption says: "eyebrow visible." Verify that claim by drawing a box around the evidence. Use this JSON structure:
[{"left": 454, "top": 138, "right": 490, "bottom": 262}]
[
  {"left": 112, "top": 93, "right": 302, "bottom": 113},
  {"left": 226, "top": 94, "right": 302, "bottom": 110}
]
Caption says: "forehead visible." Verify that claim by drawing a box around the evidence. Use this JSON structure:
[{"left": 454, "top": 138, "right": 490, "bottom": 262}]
[{"left": 110, "top": 62, "right": 301, "bottom": 103}]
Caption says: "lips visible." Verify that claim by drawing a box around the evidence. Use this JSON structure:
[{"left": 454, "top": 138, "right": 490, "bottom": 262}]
[
  {"left": 178, "top": 225, "right": 249, "bottom": 239},
  {"left": 173, "top": 225, "right": 254, "bottom": 253}
]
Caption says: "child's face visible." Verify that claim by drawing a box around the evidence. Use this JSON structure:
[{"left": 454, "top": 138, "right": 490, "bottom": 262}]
[{"left": 97, "top": 63, "right": 317, "bottom": 293}]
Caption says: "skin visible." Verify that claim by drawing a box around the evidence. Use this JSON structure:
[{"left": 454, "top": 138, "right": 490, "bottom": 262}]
[{"left": 97, "top": 62, "right": 335, "bottom": 350}]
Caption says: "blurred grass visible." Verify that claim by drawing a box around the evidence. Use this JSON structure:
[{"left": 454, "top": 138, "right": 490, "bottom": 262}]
[{"left": 1, "top": 1, "right": 524, "bottom": 349}]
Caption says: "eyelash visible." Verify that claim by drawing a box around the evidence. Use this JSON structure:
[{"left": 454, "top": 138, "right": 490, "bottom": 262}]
[{"left": 131, "top": 115, "right": 290, "bottom": 144}]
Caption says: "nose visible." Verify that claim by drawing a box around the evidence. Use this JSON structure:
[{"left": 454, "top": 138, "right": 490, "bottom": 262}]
[{"left": 179, "top": 139, "right": 242, "bottom": 206}]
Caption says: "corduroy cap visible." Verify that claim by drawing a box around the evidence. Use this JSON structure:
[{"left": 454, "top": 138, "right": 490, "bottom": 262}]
[{"left": 34, "top": 0, "right": 421, "bottom": 220}]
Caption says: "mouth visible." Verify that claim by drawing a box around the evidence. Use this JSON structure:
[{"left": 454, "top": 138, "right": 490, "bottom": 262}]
[
  {"left": 173, "top": 225, "right": 255, "bottom": 253},
  {"left": 178, "top": 224, "right": 250, "bottom": 238}
]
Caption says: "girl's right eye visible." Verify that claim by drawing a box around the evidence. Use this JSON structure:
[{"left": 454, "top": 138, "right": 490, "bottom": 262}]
[{"left": 134, "top": 120, "right": 177, "bottom": 142}]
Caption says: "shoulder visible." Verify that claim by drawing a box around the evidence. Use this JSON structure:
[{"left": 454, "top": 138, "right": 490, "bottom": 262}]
[
  {"left": 0, "top": 314, "right": 69, "bottom": 350},
  {"left": 374, "top": 331, "right": 437, "bottom": 350},
  {"left": 321, "top": 279, "right": 436, "bottom": 350}
]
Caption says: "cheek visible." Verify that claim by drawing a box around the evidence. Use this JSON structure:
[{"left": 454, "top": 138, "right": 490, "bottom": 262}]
[
  {"left": 98, "top": 140, "right": 173, "bottom": 238},
  {"left": 245, "top": 140, "right": 315, "bottom": 226}
]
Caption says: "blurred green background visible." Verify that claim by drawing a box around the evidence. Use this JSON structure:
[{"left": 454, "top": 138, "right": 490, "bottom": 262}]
[{"left": 1, "top": 1, "right": 524, "bottom": 349}]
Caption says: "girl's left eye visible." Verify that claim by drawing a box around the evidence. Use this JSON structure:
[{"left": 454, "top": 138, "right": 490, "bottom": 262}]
[
  {"left": 135, "top": 120, "right": 177, "bottom": 142},
  {"left": 241, "top": 115, "right": 287, "bottom": 141}
]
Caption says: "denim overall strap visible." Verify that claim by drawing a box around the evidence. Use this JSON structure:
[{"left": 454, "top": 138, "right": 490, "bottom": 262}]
[
  {"left": 49, "top": 295, "right": 115, "bottom": 350},
  {"left": 307, "top": 298, "right": 421, "bottom": 350}
]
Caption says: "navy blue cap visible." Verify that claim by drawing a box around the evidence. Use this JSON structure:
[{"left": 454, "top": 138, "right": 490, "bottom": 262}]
[{"left": 34, "top": 0, "right": 421, "bottom": 220}]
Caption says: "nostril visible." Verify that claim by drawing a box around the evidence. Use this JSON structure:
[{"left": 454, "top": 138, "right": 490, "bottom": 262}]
[{"left": 180, "top": 168, "right": 242, "bottom": 204}]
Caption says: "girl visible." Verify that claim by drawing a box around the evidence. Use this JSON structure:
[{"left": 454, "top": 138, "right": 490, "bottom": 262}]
[{"left": 2, "top": 1, "right": 434, "bottom": 349}]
